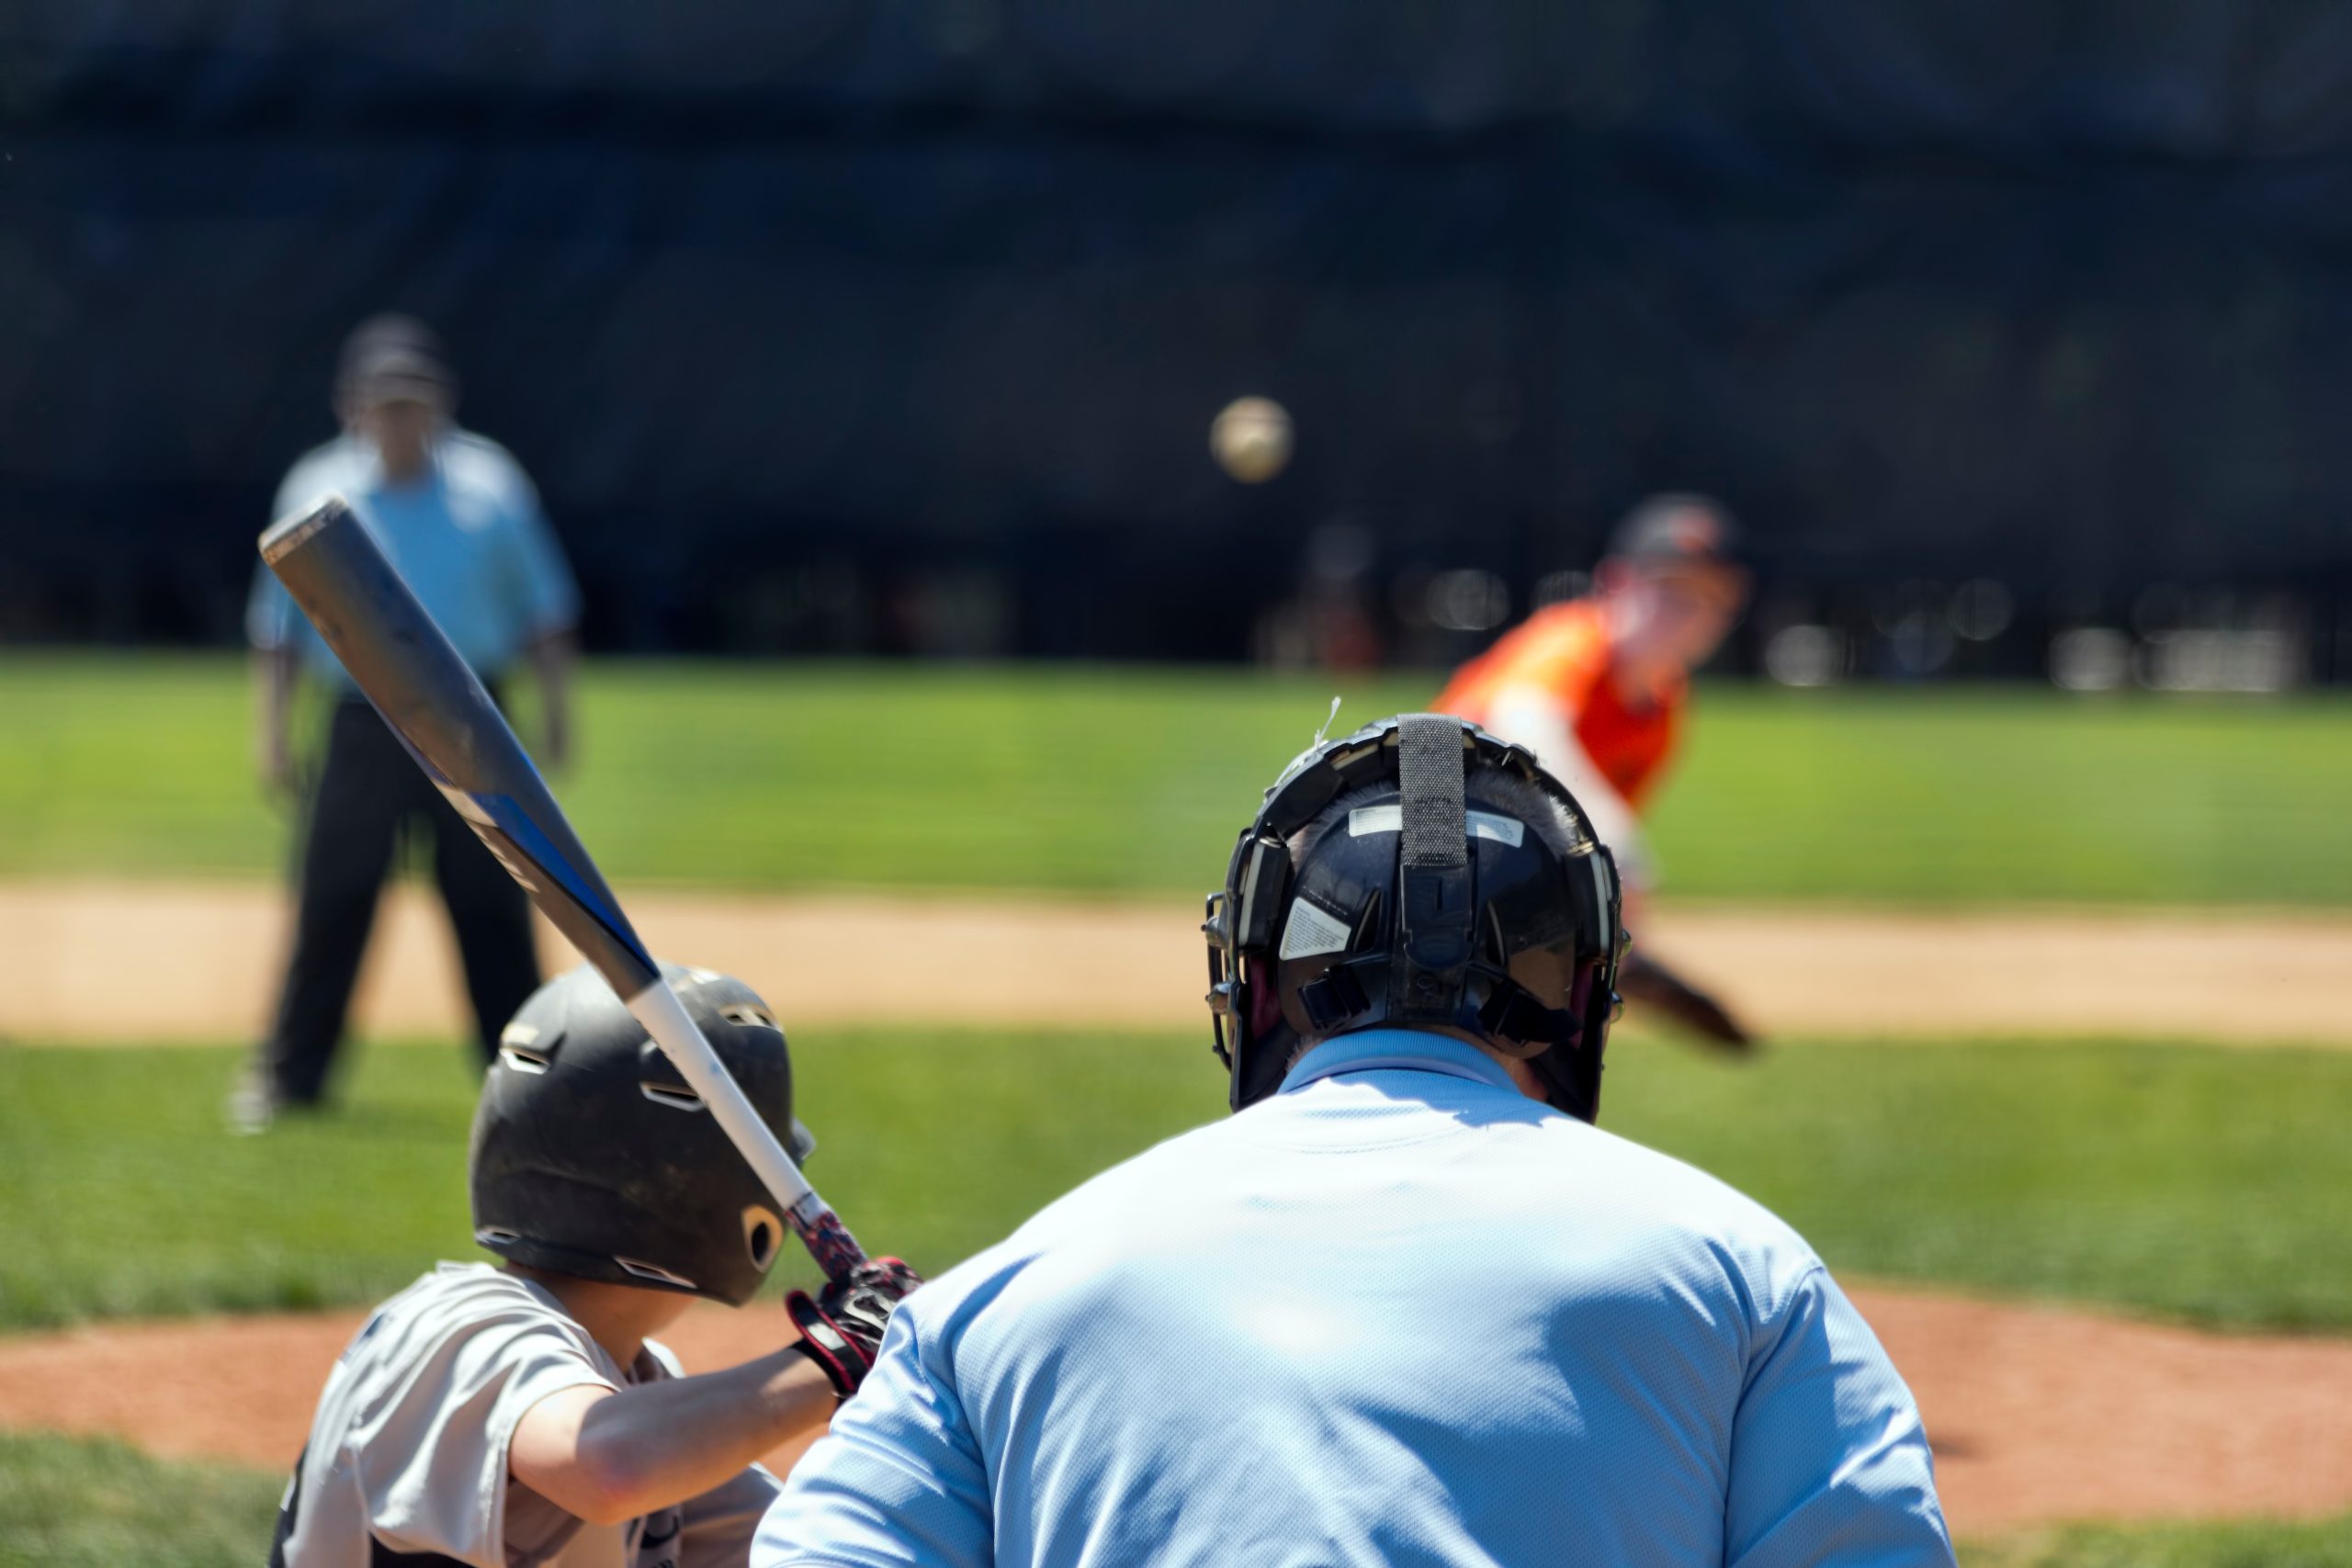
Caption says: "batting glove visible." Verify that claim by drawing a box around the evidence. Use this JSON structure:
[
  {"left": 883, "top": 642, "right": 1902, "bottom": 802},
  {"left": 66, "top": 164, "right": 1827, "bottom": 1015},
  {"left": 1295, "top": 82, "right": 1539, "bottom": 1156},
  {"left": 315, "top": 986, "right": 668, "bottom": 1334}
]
[{"left": 787, "top": 1257, "right": 922, "bottom": 1400}]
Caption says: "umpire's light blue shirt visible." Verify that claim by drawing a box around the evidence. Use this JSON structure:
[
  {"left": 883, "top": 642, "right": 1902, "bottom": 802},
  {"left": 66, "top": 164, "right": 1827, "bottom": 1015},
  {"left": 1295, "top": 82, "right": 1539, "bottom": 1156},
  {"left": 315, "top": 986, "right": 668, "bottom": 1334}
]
[
  {"left": 246, "top": 431, "right": 579, "bottom": 685},
  {"left": 757, "top": 1029, "right": 1953, "bottom": 1568}
]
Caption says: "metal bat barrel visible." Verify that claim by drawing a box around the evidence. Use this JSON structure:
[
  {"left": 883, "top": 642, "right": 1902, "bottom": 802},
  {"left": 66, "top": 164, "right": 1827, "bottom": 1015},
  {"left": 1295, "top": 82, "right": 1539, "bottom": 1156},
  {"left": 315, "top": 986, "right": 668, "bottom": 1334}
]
[
  {"left": 259, "top": 494, "right": 865, "bottom": 1278},
  {"left": 260, "top": 496, "right": 655, "bottom": 996}
]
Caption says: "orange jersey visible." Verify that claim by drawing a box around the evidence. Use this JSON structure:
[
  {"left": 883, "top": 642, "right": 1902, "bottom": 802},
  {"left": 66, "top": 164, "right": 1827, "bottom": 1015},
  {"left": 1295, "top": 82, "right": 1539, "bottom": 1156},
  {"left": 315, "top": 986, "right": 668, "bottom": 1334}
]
[{"left": 1434, "top": 599, "right": 1683, "bottom": 810}]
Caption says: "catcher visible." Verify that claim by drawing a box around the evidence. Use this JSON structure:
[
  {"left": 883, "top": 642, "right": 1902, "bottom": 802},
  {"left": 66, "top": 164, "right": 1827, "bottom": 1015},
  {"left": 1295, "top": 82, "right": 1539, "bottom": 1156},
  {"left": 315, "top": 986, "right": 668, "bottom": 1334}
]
[
  {"left": 1437, "top": 492, "right": 1757, "bottom": 1047},
  {"left": 754, "top": 716, "right": 1950, "bottom": 1565},
  {"left": 268, "top": 964, "right": 919, "bottom": 1567}
]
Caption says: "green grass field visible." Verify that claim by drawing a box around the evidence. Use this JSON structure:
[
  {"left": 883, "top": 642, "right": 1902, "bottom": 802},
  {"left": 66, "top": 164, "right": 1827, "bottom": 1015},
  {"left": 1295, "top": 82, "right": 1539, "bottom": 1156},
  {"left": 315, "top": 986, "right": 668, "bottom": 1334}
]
[
  {"left": 0, "top": 1434, "right": 285, "bottom": 1568},
  {"left": 6, "top": 653, "right": 2351, "bottom": 903},
  {"left": 7, "top": 653, "right": 2348, "bottom": 1559},
  {"left": 1971, "top": 1516, "right": 2352, "bottom": 1568},
  {"left": 7, "top": 1426, "right": 2343, "bottom": 1568},
  {"left": 7, "top": 1029, "right": 2351, "bottom": 1335}
]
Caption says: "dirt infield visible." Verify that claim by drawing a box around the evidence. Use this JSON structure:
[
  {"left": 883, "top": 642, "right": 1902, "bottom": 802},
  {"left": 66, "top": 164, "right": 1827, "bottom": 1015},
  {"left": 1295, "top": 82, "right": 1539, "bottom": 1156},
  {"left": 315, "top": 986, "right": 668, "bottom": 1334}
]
[
  {"left": 4, "top": 1284, "right": 2350, "bottom": 1536},
  {"left": 6, "top": 876, "right": 2352, "bottom": 1044}
]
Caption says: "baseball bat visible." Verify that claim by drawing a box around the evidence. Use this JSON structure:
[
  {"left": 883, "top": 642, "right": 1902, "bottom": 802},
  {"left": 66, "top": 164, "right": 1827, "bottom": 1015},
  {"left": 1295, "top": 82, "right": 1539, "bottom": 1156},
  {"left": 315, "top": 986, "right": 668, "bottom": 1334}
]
[{"left": 258, "top": 494, "right": 865, "bottom": 1282}]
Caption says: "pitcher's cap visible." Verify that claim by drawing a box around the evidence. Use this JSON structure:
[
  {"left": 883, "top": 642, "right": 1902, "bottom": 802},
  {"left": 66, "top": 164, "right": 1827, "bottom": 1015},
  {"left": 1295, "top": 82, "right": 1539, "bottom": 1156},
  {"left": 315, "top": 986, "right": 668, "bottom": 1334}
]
[{"left": 1608, "top": 494, "right": 1741, "bottom": 567}]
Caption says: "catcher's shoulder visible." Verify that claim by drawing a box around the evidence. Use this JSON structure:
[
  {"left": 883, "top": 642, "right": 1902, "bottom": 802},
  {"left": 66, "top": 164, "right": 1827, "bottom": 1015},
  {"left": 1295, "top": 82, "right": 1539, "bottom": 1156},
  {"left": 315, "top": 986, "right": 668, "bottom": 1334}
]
[
  {"left": 1529, "top": 1113, "right": 1828, "bottom": 1298},
  {"left": 879, "top": 1126, "right": 1220, "bottom": 1320}
]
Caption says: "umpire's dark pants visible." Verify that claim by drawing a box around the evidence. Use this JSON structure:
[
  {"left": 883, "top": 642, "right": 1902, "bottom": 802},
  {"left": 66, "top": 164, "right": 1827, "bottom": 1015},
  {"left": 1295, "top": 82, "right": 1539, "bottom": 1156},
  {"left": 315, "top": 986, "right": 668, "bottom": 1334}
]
[{"left": 261, "top": 694, "right": 541, "bottom": 1104}]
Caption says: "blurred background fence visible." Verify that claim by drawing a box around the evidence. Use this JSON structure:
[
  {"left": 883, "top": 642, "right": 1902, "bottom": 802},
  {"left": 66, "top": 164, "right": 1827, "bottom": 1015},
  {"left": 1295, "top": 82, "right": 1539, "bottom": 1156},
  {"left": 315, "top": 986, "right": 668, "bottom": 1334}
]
[{"left": 8, "top": 2, "right": 2352, "bottom": 679}]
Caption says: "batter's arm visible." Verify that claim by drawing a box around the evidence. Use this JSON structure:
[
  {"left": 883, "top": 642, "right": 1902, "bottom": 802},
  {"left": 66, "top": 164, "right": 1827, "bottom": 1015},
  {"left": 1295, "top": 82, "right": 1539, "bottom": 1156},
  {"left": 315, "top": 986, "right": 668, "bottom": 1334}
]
[{"left": 512, "top": 1348, "right": 834, "bottom": 1526}]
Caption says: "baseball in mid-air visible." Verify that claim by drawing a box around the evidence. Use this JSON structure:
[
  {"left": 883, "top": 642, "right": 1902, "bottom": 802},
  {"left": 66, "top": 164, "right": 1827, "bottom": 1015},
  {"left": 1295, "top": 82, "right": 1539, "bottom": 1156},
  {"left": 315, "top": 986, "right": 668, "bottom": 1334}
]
[{"left": 1211, "top": 395, "right": 1293, "bottom": 483}]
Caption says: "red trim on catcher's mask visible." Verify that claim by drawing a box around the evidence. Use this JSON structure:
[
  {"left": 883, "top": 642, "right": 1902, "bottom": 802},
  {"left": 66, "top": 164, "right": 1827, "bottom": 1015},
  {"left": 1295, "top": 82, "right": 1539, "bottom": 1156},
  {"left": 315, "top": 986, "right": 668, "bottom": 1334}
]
[
  {"left": 1246, "top": 954, "right": 1284, "bottom": 1038},
  {"left": 1565, "top": 960, "right": 1599, "bottom": 1034}
]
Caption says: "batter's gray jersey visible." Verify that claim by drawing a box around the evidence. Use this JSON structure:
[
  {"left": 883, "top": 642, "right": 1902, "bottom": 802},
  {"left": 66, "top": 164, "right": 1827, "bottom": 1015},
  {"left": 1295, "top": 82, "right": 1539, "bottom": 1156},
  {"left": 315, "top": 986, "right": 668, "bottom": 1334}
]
[{"left": 269, "top": 1262, "right": 781, "bottom": 1568}]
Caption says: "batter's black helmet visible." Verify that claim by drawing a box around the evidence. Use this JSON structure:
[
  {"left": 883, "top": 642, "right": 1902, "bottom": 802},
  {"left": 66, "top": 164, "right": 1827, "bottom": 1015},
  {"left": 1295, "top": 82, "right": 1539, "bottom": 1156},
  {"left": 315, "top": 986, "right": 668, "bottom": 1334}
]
[
  {"left": 1204, "top": 713, "right": 1626, "bottom": 1121},
  {"left": 470, "top": 963, "right": 816, "bottom": 1307}
]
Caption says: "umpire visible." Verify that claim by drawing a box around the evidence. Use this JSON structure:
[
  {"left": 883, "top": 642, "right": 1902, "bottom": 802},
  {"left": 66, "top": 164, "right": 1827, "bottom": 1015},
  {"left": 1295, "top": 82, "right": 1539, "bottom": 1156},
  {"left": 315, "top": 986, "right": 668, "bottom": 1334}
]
[
  {"left": 757, "top": 716, "right": 1954, "bottom": 1567},
  {"left": 237, "top": 315, "right": 580, "bottom": 1130}
]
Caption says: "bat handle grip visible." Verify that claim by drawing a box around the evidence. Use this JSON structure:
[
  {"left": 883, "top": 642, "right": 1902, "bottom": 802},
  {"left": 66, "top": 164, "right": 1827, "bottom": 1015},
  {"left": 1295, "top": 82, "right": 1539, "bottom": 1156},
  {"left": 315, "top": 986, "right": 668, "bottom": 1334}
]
[
  {"left": 786, "top": 1194, "right": 869, "bottom": 1282},
  {"left": 624, "top": 983, "right": 870, "bottom": 1282}
]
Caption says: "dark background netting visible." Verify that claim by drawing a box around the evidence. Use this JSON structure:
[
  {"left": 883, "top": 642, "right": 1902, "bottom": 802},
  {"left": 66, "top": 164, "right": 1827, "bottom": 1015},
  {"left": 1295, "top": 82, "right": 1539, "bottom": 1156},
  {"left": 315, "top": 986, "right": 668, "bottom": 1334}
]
[{"left": 7, "top": 2, "right": 2352, "bottom": 660}]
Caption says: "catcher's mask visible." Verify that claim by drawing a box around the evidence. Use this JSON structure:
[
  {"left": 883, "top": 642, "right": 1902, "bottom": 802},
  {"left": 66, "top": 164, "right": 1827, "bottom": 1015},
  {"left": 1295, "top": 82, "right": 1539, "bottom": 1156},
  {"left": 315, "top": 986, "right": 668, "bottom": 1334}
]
[
  {"left": 1204, "top": 712, "right": 1626, "bottom": 1121},
  {"left": 469, "top": 962, "right": 817, "bottom": 1307}
]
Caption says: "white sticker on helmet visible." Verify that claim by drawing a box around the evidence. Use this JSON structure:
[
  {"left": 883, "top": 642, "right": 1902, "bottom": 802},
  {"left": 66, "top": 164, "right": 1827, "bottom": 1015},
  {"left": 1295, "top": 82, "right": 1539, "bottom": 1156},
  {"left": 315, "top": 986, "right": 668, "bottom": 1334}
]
[
  {"left": 1470, "top": 811, "right": 1527, "bottom": 848},
  {"left": 1346, "top": 804, "right": 1526, "bottom": 847},
  {"left": 1279, "top": 898, "right": 1355, "bottom": 959},
  {"left": 615, "top": 1256, "right": 698, "bottom": 1290},
  {"left": 639, "top": 1080, "right": 706, "bottom": 1111}
]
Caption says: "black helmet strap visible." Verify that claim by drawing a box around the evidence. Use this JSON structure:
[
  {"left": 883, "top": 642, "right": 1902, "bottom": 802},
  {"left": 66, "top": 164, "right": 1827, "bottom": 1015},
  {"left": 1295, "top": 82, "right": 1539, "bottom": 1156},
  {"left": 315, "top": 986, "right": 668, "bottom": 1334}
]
[{"left": 1392, "top": 713, "right": 1474, "bottom": 1023}]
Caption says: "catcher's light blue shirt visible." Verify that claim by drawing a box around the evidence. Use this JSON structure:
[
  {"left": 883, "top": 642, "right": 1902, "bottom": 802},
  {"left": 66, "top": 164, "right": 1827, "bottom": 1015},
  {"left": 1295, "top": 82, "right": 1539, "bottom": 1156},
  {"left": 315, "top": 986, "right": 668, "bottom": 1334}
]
[
  {"left": 247, "top": 430, "right": 579, "bottom": 686},
  {"left": 756, "top": 1030, "right": 1953, "bottom": 1568}
]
